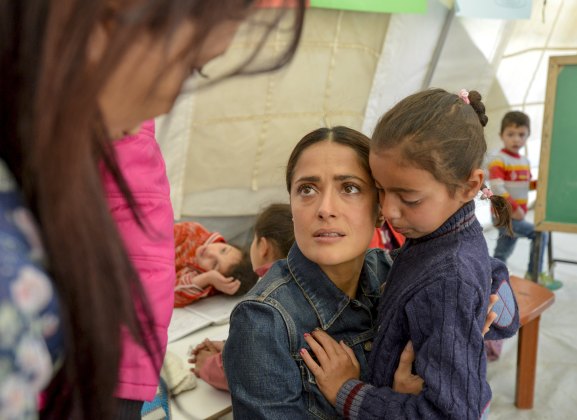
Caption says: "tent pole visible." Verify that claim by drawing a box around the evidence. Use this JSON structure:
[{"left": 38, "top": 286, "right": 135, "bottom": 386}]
[{"left": 421, "top": 6, "right": 455, "bottom": 89}]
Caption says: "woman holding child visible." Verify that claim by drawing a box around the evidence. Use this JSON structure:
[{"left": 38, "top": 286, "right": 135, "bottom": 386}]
[{"left": 224, "top": 122, "right": 515, "bottom": 419}]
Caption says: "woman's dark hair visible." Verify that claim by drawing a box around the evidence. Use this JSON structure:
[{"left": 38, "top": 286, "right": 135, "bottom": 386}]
[
  {"left": 371, "top": 88, "right": 512, "bottom": 233},
  {"left": 254, "top": 203, "right": 294, "bottom": 260},
  {"left": 286, "top": 126, "right": 373, "bottom": 193},
  {"left": 0, "top": 1, "right": 305, "bottom": 418},
  {"left": 229, "top": 249, "right": 259, "bottom": 296}
]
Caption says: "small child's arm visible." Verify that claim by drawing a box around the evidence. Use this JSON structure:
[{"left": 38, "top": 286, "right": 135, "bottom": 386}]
[
  {"left": 195, "top": 270, "right": 240, "bottom": 295},
  {"left": 173, "top": 267, "right": 215, "bottom": 307}
]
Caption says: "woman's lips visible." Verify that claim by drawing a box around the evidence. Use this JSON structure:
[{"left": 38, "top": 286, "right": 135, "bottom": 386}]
[{"left": 313, "top": 229, "right": 345, "bottom": 242}]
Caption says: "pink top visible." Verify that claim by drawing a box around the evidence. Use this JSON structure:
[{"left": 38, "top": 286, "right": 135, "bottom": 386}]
[{"left": 101, "top": 120, "right": 175, "bottom": 401}]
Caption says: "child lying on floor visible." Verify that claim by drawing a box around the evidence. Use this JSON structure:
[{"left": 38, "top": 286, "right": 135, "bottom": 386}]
[
  {"left": 173, "top": 221, "right": 257, "bottom": 307},
  {"left": 188, "top": 203, "right": 294, "bottom": 390}
]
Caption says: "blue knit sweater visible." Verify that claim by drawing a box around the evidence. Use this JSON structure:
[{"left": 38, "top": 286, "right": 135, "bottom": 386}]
[{"left": 335, "top": 201, "right": 519, "bottom": 419}]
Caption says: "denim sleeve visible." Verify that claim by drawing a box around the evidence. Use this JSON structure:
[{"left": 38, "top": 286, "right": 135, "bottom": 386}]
[
  {"left": 223, "top": 300, "right": 307, "bottom": 420},
  {"left": 485, "top": 257, "right": 520, "bottom": 340}
]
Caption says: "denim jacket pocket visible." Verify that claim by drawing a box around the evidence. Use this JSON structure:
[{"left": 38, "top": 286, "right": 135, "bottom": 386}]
[{"left": 296, "top": 355, "right": 341, "bottom": 420}]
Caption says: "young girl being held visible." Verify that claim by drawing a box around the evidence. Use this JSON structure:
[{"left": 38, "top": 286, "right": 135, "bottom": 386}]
[
  {"left": 173, "top": 221, "right": 258, "bottom": 307},
  {"left": 302, "top": 89, "right": 520, "bottom": 419},
  {"left": 189, "top": 203, "right": 294, "bottom": 391}
]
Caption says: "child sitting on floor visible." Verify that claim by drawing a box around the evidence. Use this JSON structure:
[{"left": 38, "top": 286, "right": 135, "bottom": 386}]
[
  {"left": 188, "top": 203, "right": 294, "bottom": 390},
  {"left": 173, "top": 221, "right": 258, "bottom": 307}
]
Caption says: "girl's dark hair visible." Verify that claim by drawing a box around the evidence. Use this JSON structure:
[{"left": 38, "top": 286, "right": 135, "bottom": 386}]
[
  {"left": 254, "top": 203, "right": 294, "bottom": 260},
  {"left": 371, "top": 88, "right": 512, "bottom": 233},
  {"left": 229, "top": 249, "right": 259, "bottom": 296},
  {"left": 286, "top": 126, "right": 373, "bottom": 193},
  {"left": 0, "top": 1, "right": 304, "bottom": 418}
]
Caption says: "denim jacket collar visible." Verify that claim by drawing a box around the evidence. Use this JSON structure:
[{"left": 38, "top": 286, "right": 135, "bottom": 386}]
[{"left": 286, "top": 244, "right": 379, "bottom": 330}]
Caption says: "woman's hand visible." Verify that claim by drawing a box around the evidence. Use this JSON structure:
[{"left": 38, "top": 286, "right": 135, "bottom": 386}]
[
  {"left": 301, "top": 329, "right": 360, "bottom": 406},
  {"left": 393, "top": 341, "right": 423, "bottom": 394}
]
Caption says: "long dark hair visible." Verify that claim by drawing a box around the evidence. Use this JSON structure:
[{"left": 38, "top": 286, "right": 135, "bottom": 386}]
[{"left": 0, "top": 1, "right": 305, "bottom": 418}]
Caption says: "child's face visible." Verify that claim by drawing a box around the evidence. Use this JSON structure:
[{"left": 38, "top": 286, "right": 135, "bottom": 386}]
[
  {"left": 290, "top": 141, "right": 377, "bottom": 276},
  {"left": 196, "top": 243, "right": 242, "bottom": 274},
  {"left": 500, "top": 124, "right": 529, "bottom": 154},
  {"left": 370, "top": 148, "right": 469, "bottom": 239},
  {"left": 96, "top": 19, "right": 243, "bottom": 139}
]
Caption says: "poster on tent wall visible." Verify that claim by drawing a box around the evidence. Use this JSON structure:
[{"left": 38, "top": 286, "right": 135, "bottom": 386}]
[
  {"left": 256, "top": 0, "right": 426, "bottom": 13},
  {"left": 456, "top": 0, "right": 532, "bottom": 19},
  {"left": 256, "top": 0, "right": 310, "bottom": 7},
  {"left": 310, "top": 0, "right": 426, "bottom": 14}
]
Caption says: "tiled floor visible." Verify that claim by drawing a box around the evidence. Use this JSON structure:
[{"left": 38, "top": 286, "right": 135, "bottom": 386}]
[{"left": 484, "top": 212, "right": 577, "bottom": 419}]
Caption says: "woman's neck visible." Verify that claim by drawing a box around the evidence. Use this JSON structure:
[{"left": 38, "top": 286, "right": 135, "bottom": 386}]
[{"left": 320, "top": 259, "right": 364, "bottom": 299}]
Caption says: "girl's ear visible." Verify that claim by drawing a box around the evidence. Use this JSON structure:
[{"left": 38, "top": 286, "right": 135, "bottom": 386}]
[
  {"left": 87, "top": 6, "right": 119, "bottom": 65},
  {"left": 258, "top": 237, "right": 271, "bottom": 261},
  {"left": 461, "top": 168, "right": 484, "bottom": 201},
  {"left": 87, "top": 22, "right": 109, "bottom": 64}
]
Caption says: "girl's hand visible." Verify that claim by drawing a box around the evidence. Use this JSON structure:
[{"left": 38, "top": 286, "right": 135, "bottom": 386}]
[
  {"left": 204, "top": 270, "right": 241, "bottom": 295},
  {"left": 301, "top": 329, "right": 360, "bottom": 406},
  {"left": 189, "top": 348, "right": 214, "bottom": 377},
  {"left": 484, "top": 294, "right": 499, "bottom": 336},
  {"left": 188, "top": 339, "right": 223, "bottom": 376},
  {"left": 512, "top": 207, "right": 525, "bottom": 221},
  {"left": 190, "top": 338, "right": 224, "bottom": 356},
  {"left": 393, "top": 341, "right": 423, "bottom": 394}
]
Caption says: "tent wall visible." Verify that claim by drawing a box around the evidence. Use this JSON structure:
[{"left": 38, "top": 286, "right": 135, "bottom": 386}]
[{"left": 157, "top": 0, "right": 577, "bottom": 237}]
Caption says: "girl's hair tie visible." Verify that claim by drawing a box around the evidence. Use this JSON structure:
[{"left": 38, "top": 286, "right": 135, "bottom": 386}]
[
  {"left": 481, "top": 187, "right": 493, "bottom": 200},
  {"left": 458, "top": 89, "right": 470, "bottom": 105}
]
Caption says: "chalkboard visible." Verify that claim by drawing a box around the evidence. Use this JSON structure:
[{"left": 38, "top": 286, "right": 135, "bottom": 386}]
[{"left": 535, "top": 55, "right": 577, "bottom": 234}]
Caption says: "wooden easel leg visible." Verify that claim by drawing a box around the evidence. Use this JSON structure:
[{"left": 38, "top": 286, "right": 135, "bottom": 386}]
[
  {"left": 515, "top": 316, "right": 541, "bottom": 409},
  {"left": 530, "top": 232, "right": 543, "bottom": 283}
]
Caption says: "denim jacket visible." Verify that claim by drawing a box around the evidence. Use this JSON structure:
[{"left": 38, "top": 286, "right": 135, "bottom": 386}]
[{"left": 223, "top": 244, "right": 391, "bottom": 419}]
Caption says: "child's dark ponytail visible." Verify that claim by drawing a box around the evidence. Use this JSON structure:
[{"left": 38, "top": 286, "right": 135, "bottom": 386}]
[
  {"left": 468, "top": 90, "right": 489, "bottom": 127},
  {"left": 483, "top": 183, "right": 513, "bottom": 236}
]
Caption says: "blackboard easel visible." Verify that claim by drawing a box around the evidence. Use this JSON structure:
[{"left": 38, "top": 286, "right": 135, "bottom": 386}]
[{"left": 533, "top": 55, "right": 577, "bottom": 283}]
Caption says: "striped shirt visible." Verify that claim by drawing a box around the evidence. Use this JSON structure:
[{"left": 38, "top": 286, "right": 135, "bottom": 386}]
[{"left": 487, "top": 148, "right": 536, "bottom": 212}]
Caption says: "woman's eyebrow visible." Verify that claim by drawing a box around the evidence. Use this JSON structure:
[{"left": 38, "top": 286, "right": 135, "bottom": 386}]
[
  {"left": 295, "top": 175, "right": 320, "bottom": 183},
  {"left": 334, "top": 174, "right": 370, "bottom": 184}
]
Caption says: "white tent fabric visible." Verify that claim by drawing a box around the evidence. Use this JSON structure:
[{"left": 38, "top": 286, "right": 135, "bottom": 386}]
[
  {"left": 154, "top": 2, "right": 577, "bottom": 417},
  {"left": 157, "top": 0, "right": 577, "bottom": 230},
  {"left": 159, "top": 8, "right": 391, "bottom": 219}
]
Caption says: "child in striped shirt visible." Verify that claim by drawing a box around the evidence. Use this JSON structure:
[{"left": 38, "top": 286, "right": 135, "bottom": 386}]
[{"left": 487, "top": 111, "right": 560, "bottom": 290}]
